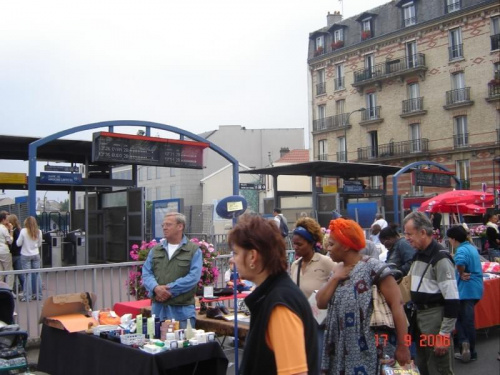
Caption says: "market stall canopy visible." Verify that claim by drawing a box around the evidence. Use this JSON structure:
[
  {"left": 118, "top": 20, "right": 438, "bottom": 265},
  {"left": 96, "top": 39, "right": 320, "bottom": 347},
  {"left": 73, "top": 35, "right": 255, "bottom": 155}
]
[{"left": 418, "top": 190, "right": 494, "bottom": 214}]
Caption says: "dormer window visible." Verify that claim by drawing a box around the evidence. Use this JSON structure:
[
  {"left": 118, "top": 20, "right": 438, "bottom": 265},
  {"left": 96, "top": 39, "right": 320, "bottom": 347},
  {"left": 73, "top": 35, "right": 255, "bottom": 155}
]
[
  {"left": 403, "top": 2, "right": 416, "bottom": 27},
  {"left": 446, "top": 0, "right": 461, "bottom": 13},
  {"left": 334, "top": 29, "right": 343, "bottom": 43},
  {"left": 362, "top": 19, "right": 372, "bottom": 40},
  {"left": 314, "top": 35, "right": 325, "bottom": 56}
]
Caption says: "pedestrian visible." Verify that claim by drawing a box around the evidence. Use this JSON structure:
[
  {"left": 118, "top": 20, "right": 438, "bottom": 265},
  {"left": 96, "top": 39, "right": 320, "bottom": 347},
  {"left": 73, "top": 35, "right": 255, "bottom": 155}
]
[
  {"left": 0, "top": 211, "right": 14, "bottom": 290},
  {"left": 446, "top": 225, "right": 483, "bottom": 363},
  {"left": 228, "top": 214, "right": 318, "bottom": 374},
  {"left": 7, "top": 214, "right": 24, "bottom": 293},
  {"left": 17, "top": 216, "right": 43, "bottom": 301},
  {"left": 404, "top": 211, "right": 459, "bottom": 375},
  {"left": 142, "top": 212, "right": 202, "bottom": 328},
  {"left": 379, "top": 224, "right": 416, "bottom": 277},
  {"left": 372, "top": 213, "right": 388, "bottom": 230},
  {"left": 317, "top": 218, "right": 410, "bottom": 375}
]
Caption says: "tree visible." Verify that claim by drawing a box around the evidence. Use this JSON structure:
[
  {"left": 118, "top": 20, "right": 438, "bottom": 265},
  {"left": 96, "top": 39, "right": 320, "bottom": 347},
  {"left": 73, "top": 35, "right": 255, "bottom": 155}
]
[{"left": 60, "top": 199, "right": 69, "bottom": 212}]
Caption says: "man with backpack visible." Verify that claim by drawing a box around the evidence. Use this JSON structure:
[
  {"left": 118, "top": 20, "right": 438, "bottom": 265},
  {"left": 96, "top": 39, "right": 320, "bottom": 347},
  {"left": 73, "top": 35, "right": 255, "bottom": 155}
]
[{"left": 273, "top": 208, "right": 289, "bottom": 237}]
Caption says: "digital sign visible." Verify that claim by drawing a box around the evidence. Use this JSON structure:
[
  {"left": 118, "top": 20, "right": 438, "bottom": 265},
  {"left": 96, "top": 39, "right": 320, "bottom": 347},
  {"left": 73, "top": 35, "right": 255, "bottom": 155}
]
[
  {"left": 92, "top": 132, "right": 209, "bottom": 169},
  {"left": 413, "top": 170, "right": 453, "bottom": 187}
]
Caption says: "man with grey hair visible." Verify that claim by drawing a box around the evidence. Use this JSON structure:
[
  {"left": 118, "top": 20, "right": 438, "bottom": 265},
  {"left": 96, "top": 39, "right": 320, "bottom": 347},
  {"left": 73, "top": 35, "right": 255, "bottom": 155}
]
[
  {"left": 142, "top": 212, "right": 202, "bottom": 328},
  {"left": 404, "top": 211, "right": 459, "bottom": 375}
]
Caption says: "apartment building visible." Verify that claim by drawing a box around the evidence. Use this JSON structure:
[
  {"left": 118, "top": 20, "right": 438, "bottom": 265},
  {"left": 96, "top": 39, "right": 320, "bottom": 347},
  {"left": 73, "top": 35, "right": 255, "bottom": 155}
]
[{"left": 308, "top": 0, "right": 500, "bottom": 197}]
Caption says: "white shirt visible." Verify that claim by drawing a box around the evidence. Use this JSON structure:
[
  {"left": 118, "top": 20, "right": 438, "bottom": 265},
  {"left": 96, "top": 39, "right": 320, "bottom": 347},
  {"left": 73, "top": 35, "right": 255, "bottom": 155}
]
[
  {"left": 0, "top": 224, "right": 12, "bottom": 254},
  {"left": 167, "top": 243, "right": 179, "bottom": 259},
  {"left": 16, "top": 228, "right": 42, "bottom": 256}
]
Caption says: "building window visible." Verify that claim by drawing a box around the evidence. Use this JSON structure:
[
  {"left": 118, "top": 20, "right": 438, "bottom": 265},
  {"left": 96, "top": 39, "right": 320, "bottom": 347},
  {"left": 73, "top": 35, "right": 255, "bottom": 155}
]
[
  {"left": 403, "top": 3, "right": 416, "bottom": 27},
  {"left": 334, "top": 64, "right": 344, "bottom": 90},
  {"left": 147, "top": 167, "right": 154, "bottom": 180},
  {"left": 318, "top": 139, "right": 328, "bottom": 161},
  {"left": 366, "top": 92, "right": 378, "bottom": 120},
  {"left": 315, "top": 35, "right": 324, "bottom": 56},
  {"left": 446, "top": 0, "right": 461, "bottom": 13},
  {"left": 369, "top": 131, "right": 378, "bottom": 158},
  {"left": 336, "top": 99, "right": 345, "bottom": 114},
  {"left": 492, "top": 17, "right": 500, "bottom": 51},
  {"left": 170, "top": 185, "right": 178, "bottom": 198},
  {"left": 364, "top": 54, "right": 375, "bottom": 78},
  {"left": 406, "top": 83, "right": 421, "bottom": 112},
  {"left": 361, "top": 18, "right": 372, "bottom": 40},
  {"left": 316, "top": 69, "right": 326, "bottom": 95},
  {"left": 406, "top": 41, "right": 417, "bottom": 68},
  {"left": 317, "top": 105, "right": 326, "bottom": 130},
  {"left": 454, "top": 116, "right": 468, "bottom": 148},
  {"left": 410, "top": 123, "right": 421, "bottom": 152},
  {"left": 448, "top": 28, "right": 463, "bottom": 60},
  {"left": 456, "top": 159, "right": 470, "bottom": 188},
  {"left": 334, "top": 29, "right": 343, "bottom": 43},
  {"left": 411, "top": 184, "right": 424, "bottom": 196},
  {"left": 369, "top": 176, "right": 380, "bottom": 190},
  {"left": 146, "top": 187, "right": 154, "bottom": 202},
  {"left": 450, "top": 72, "right": 467, "bottom": 103},
  {"left": 337, "top": 137, "right": 346, "bottom": 162},
  {"left": 138, "top": 166, "right": 146, "bottom": 181},
  {"left": 156, "top": 187, "right": 162, "bottom": 200}
]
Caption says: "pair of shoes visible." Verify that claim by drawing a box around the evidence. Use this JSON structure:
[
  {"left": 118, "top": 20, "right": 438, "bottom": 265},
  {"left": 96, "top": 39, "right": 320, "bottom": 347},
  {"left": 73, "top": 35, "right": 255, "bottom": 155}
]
[
  {"left": 19, "top": 296, "right": 27, "bottom": 302},
  {"left": 461, "top": 342, "right": 471, "bottom": 363},
  {"left": 470, "top": 352, "right": 477, "bottom": 361}
]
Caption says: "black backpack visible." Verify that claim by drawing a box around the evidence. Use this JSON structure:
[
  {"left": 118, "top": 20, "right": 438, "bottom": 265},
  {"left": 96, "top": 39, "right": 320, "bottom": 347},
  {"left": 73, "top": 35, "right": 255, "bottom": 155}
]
[{"left": 278, "top": 216, "right": 289, "bottom": 238}]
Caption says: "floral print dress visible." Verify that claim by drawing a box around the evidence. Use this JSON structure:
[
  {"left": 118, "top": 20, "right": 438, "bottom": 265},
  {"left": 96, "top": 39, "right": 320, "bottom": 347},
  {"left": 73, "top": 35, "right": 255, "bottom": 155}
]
[{"left": 321, "top": 256, "right": 393, "bottom": 375}]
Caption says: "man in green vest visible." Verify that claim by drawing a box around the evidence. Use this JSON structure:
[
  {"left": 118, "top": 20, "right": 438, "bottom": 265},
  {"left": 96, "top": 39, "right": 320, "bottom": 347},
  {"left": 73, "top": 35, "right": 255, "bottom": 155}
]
[{"left": 142, "top": 212, "right": 202, "bottom": 329}]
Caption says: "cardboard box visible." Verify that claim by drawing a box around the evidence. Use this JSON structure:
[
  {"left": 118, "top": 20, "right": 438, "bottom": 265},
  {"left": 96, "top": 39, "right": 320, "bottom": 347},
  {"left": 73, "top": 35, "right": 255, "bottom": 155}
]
[{"left": 39, "top": 292, "right": 98, "bottom": 333}]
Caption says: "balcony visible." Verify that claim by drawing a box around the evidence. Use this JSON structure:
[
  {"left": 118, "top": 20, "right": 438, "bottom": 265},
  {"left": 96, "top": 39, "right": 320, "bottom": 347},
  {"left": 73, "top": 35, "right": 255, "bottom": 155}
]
[
  {"left": 357, "top": 138, "right": 429, "bottom": 161},
  {"left": 313, "top": 113, "right": 352, "bottom": 132},
  {"left": 316, "top": 82, "right": 326, "bottom": 96},
  {"left": 352, "top": 53, "right": 427, "bottom": 91},
  {"left": 401, "top": 97, "right": 427, "bottom": 118},
  {"left": 487, "top": 82, "right": 500, "bottom": 102},
  {"left": 458, "top": 179, "right": 470, "bottom": 189},
  {"left": 448, "top": 44, "right": 463, "bottom": 61},
  {"left": 334, "top": 76, "right": 345, "bottom": 91},
  {"left": 491, "top": 34, "right": 500, "bottom": 51},
  {"left": 444, "top": 87, "right": 473, "bottom": 109},
  {"left": 318, "top": 153, "right": 328, "bottom": 161},
  {"left": 453, "top": 133, "right": 469, "bottom": 149},
  {"left": 447, "top": 1, "right": 461, "bottom": 13},
  {"left": 336, "top": 152, "right": 347, "bottom": 162},
  {"left": 359, "top": 106, "right": 383, "bottom": 125}
]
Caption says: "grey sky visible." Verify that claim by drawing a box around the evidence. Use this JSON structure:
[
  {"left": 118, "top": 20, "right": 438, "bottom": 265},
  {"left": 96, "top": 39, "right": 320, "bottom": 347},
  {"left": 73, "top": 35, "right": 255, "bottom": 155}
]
[{"left": 0, "top": 0, "right": 388, "bottom": 201}]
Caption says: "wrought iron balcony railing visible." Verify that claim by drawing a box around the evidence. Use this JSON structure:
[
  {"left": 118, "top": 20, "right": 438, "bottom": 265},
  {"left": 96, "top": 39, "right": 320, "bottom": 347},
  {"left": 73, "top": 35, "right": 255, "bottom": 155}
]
[
  {"left": 318, "top": 153, "right": 328, "bottom": 161},
  {"left": 491, "top": 34, "right": 500, "bottom": 51},
  {"left": 357, "top": 138, "right": 429, "bottom": 160},
  {"left": 448, "top": 43, "right": 463, "bottom": 60},
  {"left": 336, "top": 151, "right": 347, "bottom": 162},
  {"left": 361, "top": 106, "right": 381, "bottom": 121},
  {"left": 334, "top": 76, "right": 345, "bottom": 91},
  {"left": 488, "top": 82, "right": 500, "bottom": 99},
  {"left": 446, "top": 87, "right": 470, "bottom": 105},
  {"left": 313, "top": 113, "right": 351, "bottom": 132},
  {"left": 402, "top": 97, "right": 424, "bottom": 113},
  {"left": 353, "top": 53, "right": 426, "bottom": 85},
  {"left": 316, "top": 82, "right": 326, "bottom": 96},
  {"left": 453, "top": 133, "right": 469, "bottom": 148}
]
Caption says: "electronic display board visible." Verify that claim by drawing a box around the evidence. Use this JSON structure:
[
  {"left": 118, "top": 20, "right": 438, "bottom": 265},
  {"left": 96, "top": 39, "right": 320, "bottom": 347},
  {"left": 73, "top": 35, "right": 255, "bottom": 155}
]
[
  {"left": 92, "top": 132, "right": 208, "bottom": 169},
  {"left": 413, "top": 170, "right": 453, "bottom": 187}
]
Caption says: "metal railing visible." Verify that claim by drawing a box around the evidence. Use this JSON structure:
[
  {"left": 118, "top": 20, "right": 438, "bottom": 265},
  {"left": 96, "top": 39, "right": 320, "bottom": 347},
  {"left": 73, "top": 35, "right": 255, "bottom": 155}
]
[
  {"left": 453, "top": 133, "right": 469, "bottom": 148},
  {"left": 334, "top": 77, "right": 345, "bottom": 91},
  {"left": 353, "top": 53, "right": 426, "bottom": 84},
  {"left": 313, "top": 113, "right": 351, "bottom": 132},
  {"left": 446, "top": 87, "right": 470, "bottom": 105},
  {"left": 361, "top": 106, "right": 381, "bottom": 121},
  {"left": 491, "top": 34, "right": 500, "bottom": 51},
  {"left": 318, "top": 153, "right": 328, "bottom": 161},
  {"left": 488, "top": 82, "right": 500, "bottom": 99},
  {"left": 402, "top": 97, "right": 424, "bottom": 113},
  {"left": 316, "top": 82, "right": 326, "bottom": 96},
  {"left": 448, "top": 43, "right": 463, "bottom": 60},
  {"left": 357, "top": 138, "right": 428, "bottom": 160},
  {"left": 336, "top": 151, "right": 347, "bottom": 162}
]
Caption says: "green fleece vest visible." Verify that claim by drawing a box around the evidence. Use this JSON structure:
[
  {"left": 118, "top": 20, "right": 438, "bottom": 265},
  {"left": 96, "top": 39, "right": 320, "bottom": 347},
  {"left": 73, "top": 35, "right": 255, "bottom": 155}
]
[{"left": 151, "top": 241, "right": 199, "bottom": 306}]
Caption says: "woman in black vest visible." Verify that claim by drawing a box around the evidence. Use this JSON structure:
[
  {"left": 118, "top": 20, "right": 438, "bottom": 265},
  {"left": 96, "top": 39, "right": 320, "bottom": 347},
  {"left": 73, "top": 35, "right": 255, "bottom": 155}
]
[{"left": 228, "top": 214, "right": 318, "bottom": 375}]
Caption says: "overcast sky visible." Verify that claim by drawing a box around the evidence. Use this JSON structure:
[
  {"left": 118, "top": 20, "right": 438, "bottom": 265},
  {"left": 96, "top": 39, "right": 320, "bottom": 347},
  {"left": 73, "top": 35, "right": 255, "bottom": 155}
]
[{"left": 0, "top": 0, "right": 388, "bottom": 201}]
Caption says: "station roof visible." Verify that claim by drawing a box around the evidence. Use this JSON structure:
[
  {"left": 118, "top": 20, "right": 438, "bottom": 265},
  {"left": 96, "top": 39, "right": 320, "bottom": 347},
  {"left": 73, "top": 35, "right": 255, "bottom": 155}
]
[
  {"left": 0, "top": 135, "right": 92, "bottom": 163},
  {"left": 239, "top": 161, "right": 407, "bottom": 179}
]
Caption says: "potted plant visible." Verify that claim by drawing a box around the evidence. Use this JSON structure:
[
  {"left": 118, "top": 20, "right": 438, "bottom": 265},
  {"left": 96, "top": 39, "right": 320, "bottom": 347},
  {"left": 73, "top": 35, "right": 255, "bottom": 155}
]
[
  {"left": 331, "top": 40, "right": 344, "bottom": 50},
  {"left": 314, "top": 46, "right": 324, "bottom": 56},
  {"left": 489, "top": 78, "right": 500, "bottom": 86},
  {"left": 361, "top": 30, "right": 371, "bottom": 40}
]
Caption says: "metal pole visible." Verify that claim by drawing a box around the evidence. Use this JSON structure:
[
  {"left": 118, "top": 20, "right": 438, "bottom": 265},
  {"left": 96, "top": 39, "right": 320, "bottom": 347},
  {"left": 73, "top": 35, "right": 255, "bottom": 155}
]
[{"left": 343, "top": 108, "right": 365, "bottom": 162}]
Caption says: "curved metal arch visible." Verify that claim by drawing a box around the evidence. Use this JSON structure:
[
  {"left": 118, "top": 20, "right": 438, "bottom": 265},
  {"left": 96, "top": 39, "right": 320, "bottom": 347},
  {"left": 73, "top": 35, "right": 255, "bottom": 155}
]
[
  {"left": 28, "top": 120, "right": 239, "bottom": 215},
  {"left": 392, "top": 160, "right": 461, "bottom": 227}
]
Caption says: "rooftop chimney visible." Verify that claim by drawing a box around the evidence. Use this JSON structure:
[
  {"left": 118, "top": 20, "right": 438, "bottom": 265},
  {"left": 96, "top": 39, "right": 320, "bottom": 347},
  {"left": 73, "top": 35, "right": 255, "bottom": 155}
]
[
  {"left": 280, "top": 147, "right": 290, "bottom": 158},
  {"left": 327, "top": 11, "right": 343, "bottom": 27}
]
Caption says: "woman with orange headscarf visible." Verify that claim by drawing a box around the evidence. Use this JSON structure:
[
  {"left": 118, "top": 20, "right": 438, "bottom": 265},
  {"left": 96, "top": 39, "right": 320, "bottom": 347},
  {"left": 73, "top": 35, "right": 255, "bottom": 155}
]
[{"left": 316, "top": 218, "right": 410, "bottom": 375}]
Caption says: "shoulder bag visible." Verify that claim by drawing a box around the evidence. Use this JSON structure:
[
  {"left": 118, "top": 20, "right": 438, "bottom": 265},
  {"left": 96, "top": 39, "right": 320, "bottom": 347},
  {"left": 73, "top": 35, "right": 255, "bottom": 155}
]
[{"left": 370, "top": 263, "right": 396, "bottom": 331}]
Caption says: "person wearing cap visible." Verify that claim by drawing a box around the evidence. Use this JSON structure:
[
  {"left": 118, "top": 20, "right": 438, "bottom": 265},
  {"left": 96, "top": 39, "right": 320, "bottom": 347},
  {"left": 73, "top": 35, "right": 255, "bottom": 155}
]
[
  {"left": 290, "top": 217, "right": 335, "bottom": 370},
  {"left": 317, "top": 218, "right": 410, "bottom": 375}
]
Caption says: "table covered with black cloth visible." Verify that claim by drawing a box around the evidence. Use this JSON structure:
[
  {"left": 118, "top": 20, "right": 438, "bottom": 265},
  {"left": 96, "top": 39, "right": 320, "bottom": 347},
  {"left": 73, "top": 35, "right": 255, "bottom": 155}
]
[{"left": 37, "top": 325, "right": 228, "bottom": 375}]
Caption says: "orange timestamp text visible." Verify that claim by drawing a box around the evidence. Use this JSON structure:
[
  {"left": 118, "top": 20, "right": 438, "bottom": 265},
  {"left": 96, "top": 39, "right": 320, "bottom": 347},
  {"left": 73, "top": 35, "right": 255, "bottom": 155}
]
[{"left": 375, "top": 333, "right": 451, "bottom": 347}]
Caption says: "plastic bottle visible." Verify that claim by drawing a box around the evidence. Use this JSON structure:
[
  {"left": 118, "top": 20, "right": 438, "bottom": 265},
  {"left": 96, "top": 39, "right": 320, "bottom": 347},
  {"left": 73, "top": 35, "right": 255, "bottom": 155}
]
[{"left": 185, "top": 319, "right": 194, "bottom": 340}]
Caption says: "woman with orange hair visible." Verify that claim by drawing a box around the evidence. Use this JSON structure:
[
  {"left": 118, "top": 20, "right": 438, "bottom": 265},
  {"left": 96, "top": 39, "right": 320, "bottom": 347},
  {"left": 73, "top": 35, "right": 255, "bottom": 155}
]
[{"left": 316, "top": 218, "right": 410, "bottom": 375}]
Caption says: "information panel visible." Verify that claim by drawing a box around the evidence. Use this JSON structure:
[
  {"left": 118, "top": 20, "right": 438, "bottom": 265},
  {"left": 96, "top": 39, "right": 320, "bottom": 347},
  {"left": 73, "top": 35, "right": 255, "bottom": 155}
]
[
  {"left": 92, "top": 132, "right": 209, "bottom": 169},
  {"left": 413, "top": 170, "right": 453, "bottom": 187}
]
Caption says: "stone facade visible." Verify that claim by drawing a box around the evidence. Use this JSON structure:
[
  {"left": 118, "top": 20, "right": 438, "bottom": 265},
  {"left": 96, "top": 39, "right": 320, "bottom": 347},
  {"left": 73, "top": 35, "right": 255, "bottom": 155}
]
[{"left": 308, "top": 0, "right": 500, "bottom": 195}]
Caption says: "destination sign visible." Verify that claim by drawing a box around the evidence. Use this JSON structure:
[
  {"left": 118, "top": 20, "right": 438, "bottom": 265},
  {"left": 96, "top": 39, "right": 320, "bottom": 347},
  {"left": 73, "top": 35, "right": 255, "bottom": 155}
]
[
  {"left": 44, "top": 165, "right": 80, "bottom": 173},
  {"left": 92, "top": 132, "right": 208, "bottom": 169},
  {"left": 343, "top": 180, "right": 364, "bottom": 194},
  {"left": 413, "top": 170, "right": 452, "bottom": 188},
  {"left": 239, "top": 183, "right": 266, "bottom": 190},
  {"left": 40, "top": 172, "right": 83, "bottom": 185}
]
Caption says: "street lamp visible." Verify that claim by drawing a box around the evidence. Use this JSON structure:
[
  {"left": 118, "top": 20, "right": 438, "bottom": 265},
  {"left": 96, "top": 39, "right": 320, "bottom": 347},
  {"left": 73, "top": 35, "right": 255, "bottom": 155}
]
[{"left": 343, "top": 107, "right": 365, "bottom": 162}]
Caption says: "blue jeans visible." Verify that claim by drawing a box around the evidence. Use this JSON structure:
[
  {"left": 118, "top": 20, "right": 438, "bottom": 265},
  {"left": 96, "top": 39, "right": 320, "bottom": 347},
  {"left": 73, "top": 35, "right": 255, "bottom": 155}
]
[
  {"left": 21, "top": 254, "right": 42, "bottom": 299},
  {"left": 456, "top": 299, "right": 478, "bottom": 356},
  {"left": 12, "top": 255, "right": 25, "bottom": 290}
]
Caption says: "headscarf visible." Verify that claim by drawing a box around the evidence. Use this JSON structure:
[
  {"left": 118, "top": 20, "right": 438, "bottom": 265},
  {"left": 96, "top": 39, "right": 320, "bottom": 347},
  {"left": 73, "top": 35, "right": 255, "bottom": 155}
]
[
  {"left": 293, "top": 226, "right": 320, "bottom": 252},
  {"left": 329, "top": 218, "right": 366, "bottom": 251}
]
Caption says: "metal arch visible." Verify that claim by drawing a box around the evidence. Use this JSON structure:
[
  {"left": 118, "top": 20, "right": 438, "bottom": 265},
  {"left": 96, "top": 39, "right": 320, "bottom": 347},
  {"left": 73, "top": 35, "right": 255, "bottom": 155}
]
[
  {"left": 392, "top": 160, "right": 461, "bottom": 227},
  {"left": 28, "top": 120, "right": 240, "bottom": 215}
]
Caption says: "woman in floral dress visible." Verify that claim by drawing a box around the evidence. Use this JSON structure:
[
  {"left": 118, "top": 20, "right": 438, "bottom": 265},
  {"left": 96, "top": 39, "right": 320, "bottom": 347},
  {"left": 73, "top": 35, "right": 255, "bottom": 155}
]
[{"left": 317, "top": 218, "right": 410, "bottom": 375}]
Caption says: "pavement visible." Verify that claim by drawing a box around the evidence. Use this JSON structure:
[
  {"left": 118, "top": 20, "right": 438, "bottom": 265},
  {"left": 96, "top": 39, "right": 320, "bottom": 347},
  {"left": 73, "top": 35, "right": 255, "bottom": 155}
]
[{"left": 25, "top": 327, "right": 499, "bottom": 375}]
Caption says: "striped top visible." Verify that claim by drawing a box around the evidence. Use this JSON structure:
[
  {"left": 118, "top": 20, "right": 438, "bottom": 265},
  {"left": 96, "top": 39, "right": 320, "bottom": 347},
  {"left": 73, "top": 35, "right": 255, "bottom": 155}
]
[{"left": 409, "top": 239, "right": 459, "bottom": 334}]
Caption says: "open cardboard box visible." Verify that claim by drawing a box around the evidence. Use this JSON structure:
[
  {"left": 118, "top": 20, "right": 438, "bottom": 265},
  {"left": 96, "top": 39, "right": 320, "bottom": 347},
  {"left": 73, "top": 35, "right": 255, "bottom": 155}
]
[{"left": 39, "top": 292, "right": 98, "bottom": 333}]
